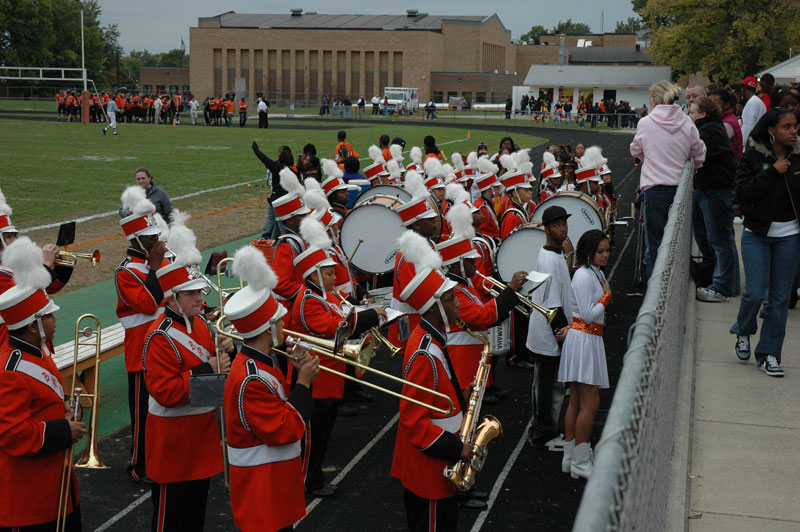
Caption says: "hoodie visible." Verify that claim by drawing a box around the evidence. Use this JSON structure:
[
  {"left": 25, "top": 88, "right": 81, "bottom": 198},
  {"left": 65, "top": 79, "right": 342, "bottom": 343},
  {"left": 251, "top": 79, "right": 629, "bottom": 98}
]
[{"left": 630, "top": 104, "right": 707, "bottom": 190}]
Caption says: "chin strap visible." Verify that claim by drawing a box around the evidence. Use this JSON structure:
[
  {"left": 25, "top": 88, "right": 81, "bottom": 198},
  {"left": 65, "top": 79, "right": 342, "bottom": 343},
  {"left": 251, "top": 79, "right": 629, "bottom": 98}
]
[
  {"left": 35, "top": 315, "right": 52, "bottom": 358},
  {"left": 435, "top": 296, "right": 451, "bottom": 333},
  {"left": 270, "top": 321, "right": 279, "bottom": 345}
]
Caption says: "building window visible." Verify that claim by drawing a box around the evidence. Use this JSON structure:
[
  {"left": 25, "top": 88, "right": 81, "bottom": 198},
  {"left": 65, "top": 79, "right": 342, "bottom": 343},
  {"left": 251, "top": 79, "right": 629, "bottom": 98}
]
[
  {"left": 433, "top": 91, "right": 444, "bottom": 103},
  {"left": 156, "top": 85, "right": 166, "bottom": 93},
  {"left": 447, "top": 91, "right": 458, "bottom": 101},
  {"left": 182, "top": 85, "right": 190, "bottom": 93},
  {"left": 462, "top": 92, "right": 473, "bottom": 104},
  {"left": 170, "top": 85, "right": 178, "bottom": 95},
  {"left": 142, "top": 85, "right": 152, "bottom": 93},
  {"left": 476, "top": 92, "right": 486, "bottom": 103}
]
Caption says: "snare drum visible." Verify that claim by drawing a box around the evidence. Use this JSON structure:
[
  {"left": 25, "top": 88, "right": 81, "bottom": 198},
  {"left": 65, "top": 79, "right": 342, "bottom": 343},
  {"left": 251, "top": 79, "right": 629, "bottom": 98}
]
[
  {"left": 495, "top": 222, "right": 574, "bottom": 288},
  {"left": 340, "top": 202, "right": 404, "bottom": 274},
  {"left": 354, "top": 184, "right": 411, "bottom": 206},
  {"left": 531, "top": 191, "right": 605, "bottom": 247}
]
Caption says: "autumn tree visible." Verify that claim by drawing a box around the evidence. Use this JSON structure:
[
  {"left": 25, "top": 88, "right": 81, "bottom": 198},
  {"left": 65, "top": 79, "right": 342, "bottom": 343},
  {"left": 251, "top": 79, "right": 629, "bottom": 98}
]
[{"left": 550, "top": 19, "right": 591, "bottom": 35}]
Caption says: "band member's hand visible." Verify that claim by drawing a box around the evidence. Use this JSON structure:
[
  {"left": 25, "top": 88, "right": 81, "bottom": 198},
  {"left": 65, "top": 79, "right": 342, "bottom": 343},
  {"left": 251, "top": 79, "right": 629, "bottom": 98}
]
[
  {"left": 291, "top": 348, "right": 320, "bottom": 387},
  {"left": 774, "top": 158, "right": 791, "bottom": 174},
  {"left": 463, "top": 382, "right": 476, "bottom": 403},
  {"left": 555, "top": 327, "right": 568, "bottom": 342},
  {"left": 68, "top": 420, "right": 88, "bottom": 442},
  {"left": 63, "top": 401, "right": 83, "bottom": 421},
  {"left": 42, "top": 244, "right": 59, "bottom": 268},
  {"left": 217, "top": 334, "right": 235, "bottom": 354},
  {"left": 601, "top": 278, "right": 612, "bottom": 296},
  {"left": 372, "top": 306, "right": 388, "bottom": 319},
  {"left": 509, "top": 271, "right": 527, "bottom": 291},
  {"left": 146, "top": 240, "right": 167, "bottom": 269},
  {"left": 460, "top": 443, "right": 475, "bottom": 460},
  {"left": 217, "top": 351, "right": 232, "bottom": 374}
]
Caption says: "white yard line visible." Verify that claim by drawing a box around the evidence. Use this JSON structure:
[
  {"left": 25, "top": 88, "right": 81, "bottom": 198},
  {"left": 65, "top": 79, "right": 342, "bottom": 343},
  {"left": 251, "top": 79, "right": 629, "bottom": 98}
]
[{"left": 94, "top": 491, "right": 150, "bottom": 532}]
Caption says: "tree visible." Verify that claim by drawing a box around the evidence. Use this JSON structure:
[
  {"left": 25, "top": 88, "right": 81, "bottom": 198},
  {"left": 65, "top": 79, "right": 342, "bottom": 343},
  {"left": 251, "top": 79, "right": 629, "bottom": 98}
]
[
  {"left": 550, "top": 19, "right": 591, "bottom": 35},
  {"left": 635, "top": 0, "right": 800, "bottom": 82},
  {"left": 520, "top": 25, "right": 547, "bottom": 45},
  {"left": 614, "top": 17, "right": 644, "bottom": 34}
]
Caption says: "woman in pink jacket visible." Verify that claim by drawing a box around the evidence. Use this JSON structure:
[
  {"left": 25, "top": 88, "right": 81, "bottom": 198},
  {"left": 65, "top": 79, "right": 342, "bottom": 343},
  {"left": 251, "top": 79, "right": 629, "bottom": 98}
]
[{"left": 630, "top": 81, "right": 707, "bottom": 278}]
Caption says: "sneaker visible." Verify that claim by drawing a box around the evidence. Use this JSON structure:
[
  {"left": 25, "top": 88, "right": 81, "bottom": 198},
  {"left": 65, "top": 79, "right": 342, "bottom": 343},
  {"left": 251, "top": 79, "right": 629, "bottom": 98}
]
[
  {"left": 696, "top": 287, "right": 729, "bottom": 302},
  {"left": 546, "top": 434, "right": 566, "bottom": 452},
  {"left": 763, "top": 355, "right": 784, "bottom": 377},
  {"left": 735, "top": 335, "right": 750, "bottom": 361},
  {"left": 757, "top": 358, "right": 766, "bottom": 372},
  {"left": 102, "top": 128, "right": 106, "bottom": 135},
  {"left": 733, "top": 216, "right": 743, "bottom": 225},
  {"left": 113, "top": 131, "right": 118, "bottom": 135}
]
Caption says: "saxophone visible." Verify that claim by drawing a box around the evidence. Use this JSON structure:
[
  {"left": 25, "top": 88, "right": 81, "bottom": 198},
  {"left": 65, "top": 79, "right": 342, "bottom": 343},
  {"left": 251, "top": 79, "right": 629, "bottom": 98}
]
[{"left": 443, "top": 321, "right": 504, "bottom": 492}]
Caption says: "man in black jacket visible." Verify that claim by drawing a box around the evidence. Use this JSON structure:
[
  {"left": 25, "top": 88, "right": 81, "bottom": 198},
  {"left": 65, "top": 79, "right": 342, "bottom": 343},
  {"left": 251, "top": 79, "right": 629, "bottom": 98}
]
[{"left": 689, "top": 97, "right": 740, "bottom": 302}]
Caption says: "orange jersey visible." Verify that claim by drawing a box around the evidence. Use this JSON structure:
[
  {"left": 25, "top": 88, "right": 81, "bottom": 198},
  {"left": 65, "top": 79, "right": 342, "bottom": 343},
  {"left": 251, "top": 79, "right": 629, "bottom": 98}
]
[{"left": 239, "top": 101, "right": 248, "bottom": 112}]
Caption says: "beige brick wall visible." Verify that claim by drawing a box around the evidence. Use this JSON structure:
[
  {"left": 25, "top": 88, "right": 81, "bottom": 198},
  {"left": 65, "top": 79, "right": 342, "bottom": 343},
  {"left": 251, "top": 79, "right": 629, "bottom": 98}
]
[
  {"left": 539, "top": 34, "right": 637, "bottom": 47},
  {"left": 140, "top": 67, "right": 190, "bottom": 93}
]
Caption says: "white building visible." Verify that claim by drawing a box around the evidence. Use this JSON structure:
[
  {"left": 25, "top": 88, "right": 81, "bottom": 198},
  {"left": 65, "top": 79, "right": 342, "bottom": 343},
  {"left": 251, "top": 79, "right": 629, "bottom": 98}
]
[
  {"left": 758, "top": 54, "right": 800, "bottom": 84},
  {"left": 516, "top": 64, "right": 672, "bottom": 111}
]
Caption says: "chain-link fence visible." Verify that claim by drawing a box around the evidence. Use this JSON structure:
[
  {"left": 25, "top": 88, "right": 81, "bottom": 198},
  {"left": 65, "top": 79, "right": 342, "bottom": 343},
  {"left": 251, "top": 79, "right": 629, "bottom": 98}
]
[{"left": 572, "top": 161, "right": 693, "bottom": 531}]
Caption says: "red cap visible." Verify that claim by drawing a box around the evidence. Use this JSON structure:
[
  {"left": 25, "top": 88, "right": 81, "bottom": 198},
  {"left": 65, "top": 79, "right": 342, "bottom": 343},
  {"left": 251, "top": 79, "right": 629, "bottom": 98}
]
[{"left": 742, "top": 76, "right": 758, "bottom": 90}]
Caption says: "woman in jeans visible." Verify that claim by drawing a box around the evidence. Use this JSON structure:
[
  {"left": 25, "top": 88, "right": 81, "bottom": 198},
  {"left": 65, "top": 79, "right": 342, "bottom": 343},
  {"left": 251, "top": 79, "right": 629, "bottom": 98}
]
[{"left": 731, "top": 109, "right": 800, "bottom": 377}]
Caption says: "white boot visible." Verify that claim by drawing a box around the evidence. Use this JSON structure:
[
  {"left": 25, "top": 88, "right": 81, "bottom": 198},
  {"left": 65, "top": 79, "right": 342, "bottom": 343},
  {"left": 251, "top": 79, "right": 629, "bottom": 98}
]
[
  {"left": 561, "top": 440, "right": 575, "bottom": 473},
  {"left": 570, "top": 442, "right": 593, "bottom": 480}
]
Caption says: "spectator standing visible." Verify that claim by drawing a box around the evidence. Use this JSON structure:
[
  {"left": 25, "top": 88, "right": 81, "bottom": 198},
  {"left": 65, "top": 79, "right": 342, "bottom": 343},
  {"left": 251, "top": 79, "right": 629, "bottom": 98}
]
[
  {"left": 225, "top": 97, "right": 235, "bottom": 127},
  {"left": 684, "top": 84, "right": 705, "bottom": 112},
  {"left": 731, "top": 109, "right": 800, "bottom": 377},
  {"left": 238, "top": 97, "right": 248, "bottom": 127},
  {"left": 342, "top": 97, "right": 352, "bottom": 119},
  {"left": 189, "top": 96, "right": 199, "bottom": 125},
  {"left": 630, "top": 80, "right": 707, "bottom": 278},
  {"left": 252, "top": 142, "right": 299, "bottom": 238},
  {"left": 382, "top": 96, "right": 388, "bottom": 116},
  {"left": 505, "top": 97, "right": 513, "bottom": 119},
  {"left": 357, "top": 97, "right": 366, "bottom": 118},
  {"left": 257, "top": 98, "right": 269, "bottom": 128},
  {"left": 689, "top": 96, "right": 740, "bottom": 301},
  {"left": 741, "top": 76, "right": 767, "bottom": 144},
  {"left": 758, "top": 73, "right": 775, "bottom": 111},
  {"left": 709, "top": 89, "right": 743, "bottom": 160},
  {"left": 118, "top": 167, "right": 173, "bottom": 222},
  {"left": 202, "top": 97, "right": 210, "bottom": 125},
  {"left": 371, "top": 95, "right": 380, "bottom": 115}
]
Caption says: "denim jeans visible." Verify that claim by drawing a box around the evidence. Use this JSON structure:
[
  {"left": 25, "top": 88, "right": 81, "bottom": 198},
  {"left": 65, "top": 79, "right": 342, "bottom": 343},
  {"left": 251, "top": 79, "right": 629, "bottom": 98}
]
[
  {"left": 730, "top": 230, "right": 800, "bottom": 362},
  {"left": 692, "top": 188, "right": 740, "bottom": 296},
  {"left": 642, "top": 185, "right": 678, "bottom": 279},
  {"left": 261, "top": 203, "right": 286, "bottom": 239}
]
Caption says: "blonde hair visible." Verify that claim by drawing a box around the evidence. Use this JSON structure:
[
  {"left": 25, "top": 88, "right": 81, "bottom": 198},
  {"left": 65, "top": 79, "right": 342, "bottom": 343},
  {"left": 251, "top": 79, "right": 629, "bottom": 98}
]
[{"left": 649, "top": 80, "right": 680, "bottom": 105}]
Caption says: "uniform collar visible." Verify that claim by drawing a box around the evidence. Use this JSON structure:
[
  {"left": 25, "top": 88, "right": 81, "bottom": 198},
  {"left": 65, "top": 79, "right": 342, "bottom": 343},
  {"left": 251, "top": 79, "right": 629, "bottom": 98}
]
[
  {"left": 446, "top": 271, "right": 469, "bottom": 286},
  {"left": 239, "top": 343, "right": 278, "bottom": 368},
  {"left": 8, "top": 335, "right": 43, "bottom": 358},
  {"left": 420, "top": 317, "right": 447, "bottom": 347},
  {"left": 164, "top": 303, "right": 190, "bottom": 327},
  {"left": 127, "top": 247, "right": 147, "bottom": 259},
  {"left": 304, "top": 279, "right": 325, "bottom": 296}
]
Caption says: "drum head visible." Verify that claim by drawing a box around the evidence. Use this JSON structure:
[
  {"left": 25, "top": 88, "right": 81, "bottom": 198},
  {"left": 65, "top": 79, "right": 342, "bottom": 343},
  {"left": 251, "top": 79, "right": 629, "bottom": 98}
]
[
  {"left": 496, "top": 223, "right": 547, "bottom": 283},
  {"left": 355, "top": 185, "right": 411, "bottom": 206},
  {"left": 340, "top": 203, "right": 404, "bottom": 274},
  {"left": 531, "top": 192, "right": 605, "bottom": 247}
]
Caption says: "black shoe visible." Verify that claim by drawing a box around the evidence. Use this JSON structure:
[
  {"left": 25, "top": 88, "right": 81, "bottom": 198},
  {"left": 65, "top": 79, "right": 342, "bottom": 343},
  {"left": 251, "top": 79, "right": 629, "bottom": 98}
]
[
  {"left": 338, "top": 404, "right": 359, "bottom": 416},
  {"left": 486, "top": 385, "right": 509, "bottom": 399},
  {"left": 348, "top": 389, "right": 375, "bottom": 403},
  {"left": 512, "top": 360, "right": 535, "bottom": 370},
  {"left": 482, "top": 394, "right": 499, "bottom": 405},
  {"left": 128, "top": 471, "right": 152, "bottom": 485},
  {"left": 527, "top": 433, "right": 555, "bottom": 449},
  {"left": 458, "top": 497, "right": 488, "bottom": 510},
  {"left": 102, "top": 128, "right": 106, "bottom": 135},
  {"left": 308, "top": 483, "right": 339, "bottom": 497}
]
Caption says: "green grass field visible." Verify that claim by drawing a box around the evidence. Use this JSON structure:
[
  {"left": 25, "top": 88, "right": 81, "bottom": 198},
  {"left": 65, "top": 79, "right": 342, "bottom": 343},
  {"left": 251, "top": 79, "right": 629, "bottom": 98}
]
[{"left": 2, "top": 118, "right": 546, "bottom": 228}]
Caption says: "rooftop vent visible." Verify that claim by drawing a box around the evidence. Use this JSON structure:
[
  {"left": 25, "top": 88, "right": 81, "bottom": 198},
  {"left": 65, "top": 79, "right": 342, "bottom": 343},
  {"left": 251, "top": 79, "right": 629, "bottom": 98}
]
[
  {"left": 290, "top": 9, "right": 303, "bottom": 16},
  {"left": 406, "top": 9, "right": 418, "bottom": 17}
]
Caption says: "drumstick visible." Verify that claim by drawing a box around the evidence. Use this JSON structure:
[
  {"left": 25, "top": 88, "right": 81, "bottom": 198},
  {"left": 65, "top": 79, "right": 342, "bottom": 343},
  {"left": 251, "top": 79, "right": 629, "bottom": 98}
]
[
  {"left": 390, "top": 195, "right": 402, "bottom": 207},
  {"left": 348, "top": 238, "right": 364, "bottom": 266}
]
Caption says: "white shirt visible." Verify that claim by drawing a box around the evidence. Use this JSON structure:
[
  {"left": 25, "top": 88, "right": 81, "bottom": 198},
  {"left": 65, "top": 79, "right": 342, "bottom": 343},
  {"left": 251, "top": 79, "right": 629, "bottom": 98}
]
[
  {"left": 741, "top": 95, "right": 766, "bottom": 144},
  {"left": 257, "top": 100, "right": 267, "bottom": 112},
  {"left": 189, "top": 99, "right": 198, "bottom": 111},
  {"left": 371, "top": 96, "right": 380, "bottom": 105},
  {"left": 153, "top": 98, "right": 162, "bottom": 110},
  {"left": 526, "top": 247, "right": 573, "bottom": 356}
]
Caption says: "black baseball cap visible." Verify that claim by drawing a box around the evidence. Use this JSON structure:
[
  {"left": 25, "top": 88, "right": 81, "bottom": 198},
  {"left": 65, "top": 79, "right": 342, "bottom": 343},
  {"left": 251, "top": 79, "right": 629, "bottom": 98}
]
[{"left": 541, "top": 206, "right": 571, "bottom": 225}]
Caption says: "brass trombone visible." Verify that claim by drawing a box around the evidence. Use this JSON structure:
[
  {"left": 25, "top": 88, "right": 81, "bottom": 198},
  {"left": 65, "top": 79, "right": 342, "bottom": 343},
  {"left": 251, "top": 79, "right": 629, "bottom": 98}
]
[
  {"left": 475, "top": 272, "right": 557, "bottom": 323},
  {"left": 72, "top": 314, "right": 109, "bottom": 470},
  {"left": 334, "top": 290, "right": 402, "bottom": 358},
  {"left": 214, "top": 314, "right": 456, "bottom": 415},
  {"left": 55, "top": 249, "right": 101, "bottom": 267},
  {"left": 56, "top": 386, "right": 82, "bottom": 532}
]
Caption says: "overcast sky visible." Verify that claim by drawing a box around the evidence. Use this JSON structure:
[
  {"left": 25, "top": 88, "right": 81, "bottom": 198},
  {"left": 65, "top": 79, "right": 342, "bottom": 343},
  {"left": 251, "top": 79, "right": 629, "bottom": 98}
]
[{"left": 98, "top": 0, "right": 638, "bottom": 54}]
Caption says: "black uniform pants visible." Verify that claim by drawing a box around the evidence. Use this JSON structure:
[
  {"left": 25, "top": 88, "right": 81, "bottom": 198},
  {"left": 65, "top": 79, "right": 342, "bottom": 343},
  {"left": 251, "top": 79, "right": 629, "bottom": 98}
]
[
  {"left": 529, "top": 352, "right": 565, "bottom": 445},
  {"left": 151, "top": 478, "right": 210, "bottom": 532},
  {"left": 258, "top": 111, "right": 269, "bottom": 128},
  {"left": 305, "top": 397, "right": 339, "bottom": 491},
  {"left": 403, "top": 489, "right": 457, "bottom": 532},
  {"left": 127, "top": 370, "right": 149, "bottom": 480}
]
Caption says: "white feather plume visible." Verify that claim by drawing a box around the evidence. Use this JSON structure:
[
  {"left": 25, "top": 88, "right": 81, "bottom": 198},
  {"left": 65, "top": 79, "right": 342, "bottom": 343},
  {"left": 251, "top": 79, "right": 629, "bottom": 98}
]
[
  {"left": 121, "top": 185, "right": 155, "bottom": 216},
  {"left": 543, "top": 151, "right": 557, "bottom": 169},
  {"left": 280, "top": 168, "right": 306, "bottom": 197},
  {"left": 403, "top": 170, "right": 430, "bottom": 201},
  {"left": 445, "top": 182, "right": 469, "bottom": 204},
  {"left": 499, "top": 154, "right": 517, "bottom": 173},
  {"left": 397, "top": 230, "right": 442, "bottom": 271},
  {"left": 368, "top": 145, "right": 385, "bottom": 164},
  {"left": 441, "top": 163, "right": 455, "bottom": 180},
  {"left": 386, "top": 159, "right": 403, "bottom": 181},
  {"left": 153, "top": 213, "right": 170, "bottom": 240},
  {"left": 170, "top": 209, "right": 190, "bottom": 227},
  {"left": 477, "top": 157, "right": 498, "bottom": 175},
  {"left": 0, "top": 188, "right": 12, "bottom": 217},
  {"left": 167, "top": 213, "right": 201, "bottom": 267},
  {"left": 299, "top": 216, "right": 332, "bottom": 250},
  {"left": 423, "top": 157, "right": 444, "bottom": 178},
  {"left": 390, "top": 144, "right": 404, "bottom": 161},
  {"left": 303, "top": 179, "right": 332, "bottom": 212},
  {"left": 580, "top": 146, "right": 607, "bottom": 170},
  {"left": 466, "top": 152, "right": 479, "bottom": 170},
  {"left": 1, "top": 237, "right": 51, "bottom": 290},
  {"left": 446, "top": 202, "right": 475, "bottom": 240},
  {"left": 232, "top": 245, "right": 277, "bottom": 292},
  {"left": 321, "top": 158, "right": 343, "bottom": 180},
  {"left": 410, "top": 146, "right": 423, "bottom": 165},
  {"left": 515, "top": 150, "right": 534, "bottom": 175},
  {"left": 451, "top": 153, "right": 465, "bottom": 172}
]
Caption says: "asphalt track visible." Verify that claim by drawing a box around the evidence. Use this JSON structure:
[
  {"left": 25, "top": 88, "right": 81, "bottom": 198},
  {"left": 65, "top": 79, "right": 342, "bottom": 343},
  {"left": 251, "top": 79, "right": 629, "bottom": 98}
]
[{"left": 63, "top": 124, "right": 644, "bottom": 531}]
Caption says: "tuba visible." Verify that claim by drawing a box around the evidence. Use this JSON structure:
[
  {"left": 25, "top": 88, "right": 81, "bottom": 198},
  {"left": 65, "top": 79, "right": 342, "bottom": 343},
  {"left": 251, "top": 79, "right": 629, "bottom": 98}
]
[{"left": 443, "top": 322, "right": 503, "bottom": 492}]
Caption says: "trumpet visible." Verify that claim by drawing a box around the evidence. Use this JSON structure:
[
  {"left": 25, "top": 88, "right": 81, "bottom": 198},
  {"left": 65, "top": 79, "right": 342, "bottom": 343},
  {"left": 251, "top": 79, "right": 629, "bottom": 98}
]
[
  {"left": 214, "top": 314, "right": 456, "bottom": 415},
  {"left": 335, "top": 290, "right": 402, "bottom": 358},
  {"left": 55, "top": 249, "right": 101, "bottom": 267},
  {"left": 476, "top": 272, "right": 556, "bottom": 323}
]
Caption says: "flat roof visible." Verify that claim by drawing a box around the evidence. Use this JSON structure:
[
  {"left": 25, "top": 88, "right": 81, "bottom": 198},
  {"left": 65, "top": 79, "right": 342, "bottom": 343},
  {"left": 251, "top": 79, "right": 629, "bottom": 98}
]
[
  {"left": 203, "top": 12, "right": 499, "bottom": 32},
  {"left": 568, "top": 47, "right": 651, "bottom": 64},
  {"left": 523, "top": 65, "right": 671, "bottom": 88}
]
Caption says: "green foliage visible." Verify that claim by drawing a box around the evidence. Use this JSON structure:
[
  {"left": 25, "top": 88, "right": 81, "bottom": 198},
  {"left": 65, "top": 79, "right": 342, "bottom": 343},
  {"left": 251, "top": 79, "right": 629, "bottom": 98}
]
[
  {"left": 614, "top": 17, "right": 645, "bottom": 34},
  {"left": 636, "top": 0, "right": 800, "bottom": 82},
  {"left": 550, "top": 19, "right": 592, "bottom": 35},
  {"left": 520, "top": 25, "right": 547, "bottom": 45}
]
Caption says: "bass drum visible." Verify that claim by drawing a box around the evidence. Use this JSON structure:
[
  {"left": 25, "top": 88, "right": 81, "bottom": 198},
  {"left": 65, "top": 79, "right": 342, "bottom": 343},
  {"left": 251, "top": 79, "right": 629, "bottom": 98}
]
[
  {"left": 531, "top": 191, "right": 605, "bottom": 248},
  {"left": 495, "top": 223, "right": 574, "bottom": 288},
  {"left": 354, "top": 185, "right": 411, "bottom": 206},
  {"left": 340, "top": 202, "right": 404, "bottom": 274}
]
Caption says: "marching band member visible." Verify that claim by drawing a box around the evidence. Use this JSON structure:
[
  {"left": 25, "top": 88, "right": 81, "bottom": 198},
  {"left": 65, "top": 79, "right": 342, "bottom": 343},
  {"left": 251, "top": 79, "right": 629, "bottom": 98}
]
[
  {"left": 499, "top": 158, "right": 534, "bottom": 240},
  {"left": 0, "top": 238, "right": 86, "bottom": 531},
  {"left": 223, "top": 246, "right": 320, "bottom": 532},
  {"left": 472, "top": 159, "right": 501, "bottom": 240},
  {"left": 143, "top": 217, "right": 232, "bottom": 531},
  {"left": 407, "top": 146, "right": 424, "bottom": 173},
  {"left": 574, "top": 146, "right": 607, "bottom": 196},
  {"left": 289, "top": 217, "right": 386, "bottom": 497},
  {"left": 362, "top": 145, "right": 390, "bottom": 186},
  {"left": 389, "top": 171, "right": 441, "bottom": 352},
  {"left": 271, "top": 169, "right": 312, "bottom": 311},
  {"left": 540, "top": 152, "right": 562, "bottom": 203},
  {"left": 115, "top": 185, "right": 169, "bottom": 483},
  {"left": 390, "top": 230, "right": 467, "bottom": 532},
  {"left": 321, "top": 159, "right": 359, "bottom": 220}
]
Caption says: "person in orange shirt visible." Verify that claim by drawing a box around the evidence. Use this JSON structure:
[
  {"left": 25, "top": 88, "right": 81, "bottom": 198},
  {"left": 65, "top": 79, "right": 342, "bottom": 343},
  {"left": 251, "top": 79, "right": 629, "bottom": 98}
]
[
  {"left": 55, "top": 90, "right": 67, "bottom": 121},
  {"left": 333, "top": 130, "right": 358, "bottom": 166},
  {"left": 225, "top": 97, "right": 235, "bottom": 127},
  {"left": 379, "top": 134, "right": 392, "bottom": 162},
  {"left": 423, "top": 135, "right": 445, "bottom": 162},
  {"left": 238, "top": 97, "right": 248, "bottom": 127}
]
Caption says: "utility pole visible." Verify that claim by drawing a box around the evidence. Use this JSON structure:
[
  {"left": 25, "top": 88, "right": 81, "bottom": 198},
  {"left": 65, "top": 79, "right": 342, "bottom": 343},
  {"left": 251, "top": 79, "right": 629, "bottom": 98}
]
[{"left": 601, "top": 10, "right": 604, "bottom": 34}]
